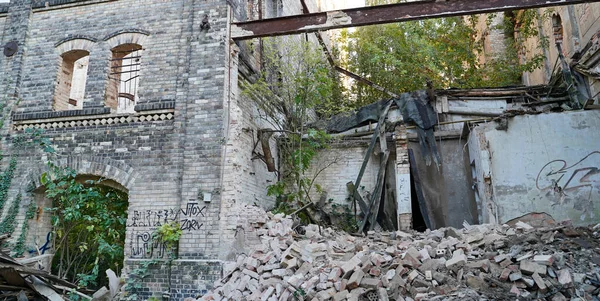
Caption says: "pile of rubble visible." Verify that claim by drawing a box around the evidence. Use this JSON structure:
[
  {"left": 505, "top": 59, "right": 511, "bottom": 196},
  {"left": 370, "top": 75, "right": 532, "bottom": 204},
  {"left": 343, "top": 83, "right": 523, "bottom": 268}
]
[{"left": 198, "top": 212, "right": 600, "bottom": 301}]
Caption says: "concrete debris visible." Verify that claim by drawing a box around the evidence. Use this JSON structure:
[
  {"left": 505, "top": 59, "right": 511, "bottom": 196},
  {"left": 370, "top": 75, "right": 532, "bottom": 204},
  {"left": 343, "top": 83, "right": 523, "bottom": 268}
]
[{"left": 197, "top": 213, "right": 600, "bottom": 301}]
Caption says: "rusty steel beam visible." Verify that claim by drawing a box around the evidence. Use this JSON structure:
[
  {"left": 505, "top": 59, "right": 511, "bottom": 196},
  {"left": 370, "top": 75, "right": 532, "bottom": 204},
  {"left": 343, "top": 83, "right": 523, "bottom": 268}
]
[{"left": 232, "top": 0, "right": 600, "bottom": 40}]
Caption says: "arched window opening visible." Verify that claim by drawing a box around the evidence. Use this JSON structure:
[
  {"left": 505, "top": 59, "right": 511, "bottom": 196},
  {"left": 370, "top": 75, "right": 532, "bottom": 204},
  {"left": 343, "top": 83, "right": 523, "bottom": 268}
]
[
  {"left": 33, "top": 173, "right": 128, "bottom": 290},
  {"left": 552, "top": 14, "right": 564, "bottom": 44},
  {"left": 107, "top": 44, "right": 142, "bottom": 113},
  {"left": 54, "top": 50, "right": 89, "bottom": 111}
]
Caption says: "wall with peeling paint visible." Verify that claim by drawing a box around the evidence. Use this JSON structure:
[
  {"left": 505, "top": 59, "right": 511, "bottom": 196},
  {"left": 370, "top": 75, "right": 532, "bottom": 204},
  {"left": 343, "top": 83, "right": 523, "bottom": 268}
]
[{"left": 469, "top": 110, "right": 600, "bottom": 226}]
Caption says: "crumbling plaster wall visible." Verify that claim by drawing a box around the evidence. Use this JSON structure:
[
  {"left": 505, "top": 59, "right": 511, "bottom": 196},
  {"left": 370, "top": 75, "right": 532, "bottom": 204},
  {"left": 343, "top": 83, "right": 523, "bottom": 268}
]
[
  {"left": 522, "top": 4, "right": 600, "bottom": 89},
  {"left": 307, "top": 141, "right": 380, "bottom": 210},
  {"left": 469, "top": 110, "right": 600, "bottom": 226}
]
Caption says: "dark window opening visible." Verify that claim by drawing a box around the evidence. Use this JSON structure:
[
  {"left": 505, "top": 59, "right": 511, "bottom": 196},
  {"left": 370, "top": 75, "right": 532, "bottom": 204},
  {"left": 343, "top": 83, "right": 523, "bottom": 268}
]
[{"left": 107, "top": 44, "right": 142, "bottom": 113}]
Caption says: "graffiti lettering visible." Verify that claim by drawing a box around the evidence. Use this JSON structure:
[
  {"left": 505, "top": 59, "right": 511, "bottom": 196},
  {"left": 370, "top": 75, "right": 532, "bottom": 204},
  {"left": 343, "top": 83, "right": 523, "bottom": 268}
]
[
  {"left": 129, "top": 201, "right": 206, "bottom": 258},
  {"left": 535, "top": 151, "right": 600, "bottom": 220},
  {"left": 180, "top": 219, "right": 203, "bottom": 231}
]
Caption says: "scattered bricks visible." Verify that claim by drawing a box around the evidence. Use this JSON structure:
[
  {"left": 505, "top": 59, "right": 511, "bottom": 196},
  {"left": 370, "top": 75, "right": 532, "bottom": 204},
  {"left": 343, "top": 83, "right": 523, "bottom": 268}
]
[
  {"left": 412, "top": 279, "right": 430, "bottom": 288},
  {"left": 333, "top": 290, "right": 348, "bottom": 301},
  {"left": 333, "top": 279, "right": 346, "bottom": 291},
  {"left": 315, "top": 288, "right": 336, "bottom": 301},
  {"left": 378, "top": 287, "right": 390, "bottom": 301},
  {"left": 245, "top": 257, "right": 260, "bottom": 270},
  {"left": 509, "top": 272, "right": 522, "bottom": 282},
  {"left": 341, "top": 254, "right": 363, "bottom": 275},
  {"left": 435, "top": 249, "right": 446, "bottom": 258},
  {"left": 280, "top": 257, "right": 297, "bottom": 269},
  {"left": 499, "top": 268, "right": 512, "bottom": 281},
  {"left": 510, "top": 284, "right": 520, "bottom": 296},
  {"left": 419, "top": 249, "right": 431, "bottom": 261},
  {"left": 242, "top": 268, "right": 260, "bottom": 279},
  {"left": 499, "top": 258, "right": 513, "bottom": 268},
  {"left": 467, "top": 259, "right": 490, "bottom": 272},
  {"left": 425, "top": 271, "right": 433, "bottom": 281},
  {"left": 403, "top": 253, "right": 421, "bottom": 268},
  {"left": 494, "top": 254, "right": 508, "bottom": 263},
  {"left": 408, "top": 270, "right": 420, "bottom": 282},
  {"left": 573, "top": 273, "right": 586, "bottom": 283},
  {"left": 385, "top": 269, "right": 396, "bottom": 281},
  {"left": 515, "top": 221, "right": 533, "bottom": 230},
  {"left": 272, "top": 269, "right": 287, "bottom": 278},
  {"left": 533, "top": 255, "right": 554, "bottom": 266},
  {"left": 405, "top": 247, "right": 421, "bottom": 260},
  {"left": 551, "top": 292, "right": 568, "bottom": 301},
  {"left": 361, "top": 277, "right": 382, "bottom": 289},
  {"left": 328, "top": 267, "right": 342, "bottom": 282},
  {"left": 261, "top": 286, "right": 275, "bottom": 301},
  {"left": 521, "top": 277, "right": 535, "bottom": 288},
  {"left": 347, "top": 269, "right": 365, "bottom": 290},
  {"left": 370, "top": 253, "right": 385, "bottom": 266},
  {"left": 369, "top": 267, "right": 381, "bottom": 277},
  {"left": 445, "top": 249, "right": 467, "bottom": 269},
  {"left": 466, "top": 232, "right": 484, "bottom": 243},
  {"left": 547, "top": 267, "right": 557, "bottom": 278},
  {"left": 237, "top": 275, "right": 251, "bottom": 291},
  {"left": 532, "top": 272, "right": 547, "bottom": 293},
  {"left": 520, "top": 261, "right": 547, "bottom": 275},
  {"left": 287, "top": 274, "right": 304, "bottom": 288},
  {"left": 347, "top": 288, "right": 366, "bottom": 301},
  {"left": 465, "top": 275, "right": 487, "bottom": 289},
  {"left": 297, "top": 262, "right": 313, "bottom": 277},
  {"left": 557, "top": 269, "right": 572, "bottom": 286}
]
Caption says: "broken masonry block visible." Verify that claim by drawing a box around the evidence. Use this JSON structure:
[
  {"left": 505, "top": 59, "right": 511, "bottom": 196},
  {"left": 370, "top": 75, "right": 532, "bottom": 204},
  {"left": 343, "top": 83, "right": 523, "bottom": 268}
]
[{"left": 520, "top": 261, "right": 547, "bottom": 275}]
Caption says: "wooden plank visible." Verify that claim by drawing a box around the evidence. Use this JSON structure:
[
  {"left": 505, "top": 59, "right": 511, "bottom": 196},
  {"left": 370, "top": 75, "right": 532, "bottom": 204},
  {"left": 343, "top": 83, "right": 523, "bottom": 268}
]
[
  {"left": 360, "top": 116, "right": 391, "bottom": 232},
  {"left": 408, "top": 149, "right": 432, "bottom": 229},
  {"left": 353, "top": 99, "right": 393, "bottom": 188},
  {"left": 369, "top": 151, "right": 390, "bottom": 231}
]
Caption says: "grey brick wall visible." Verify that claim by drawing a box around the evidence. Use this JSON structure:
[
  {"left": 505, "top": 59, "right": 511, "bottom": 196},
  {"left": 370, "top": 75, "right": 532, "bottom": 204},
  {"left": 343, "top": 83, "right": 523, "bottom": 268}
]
[{"left": 0, "top": 0, "right": 320, "bottom": 298}]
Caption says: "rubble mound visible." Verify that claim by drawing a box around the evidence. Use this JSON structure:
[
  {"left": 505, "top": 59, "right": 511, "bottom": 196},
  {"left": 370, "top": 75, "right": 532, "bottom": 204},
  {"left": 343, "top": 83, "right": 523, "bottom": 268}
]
[{"left": 199, "top": 212, "right": 600, "bottom": 301}]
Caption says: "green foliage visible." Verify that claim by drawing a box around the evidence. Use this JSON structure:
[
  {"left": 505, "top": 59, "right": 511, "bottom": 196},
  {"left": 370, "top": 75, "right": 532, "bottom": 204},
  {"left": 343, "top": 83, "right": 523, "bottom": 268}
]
[
  {"left": 124, "top": 259, "right": 159, "bottom": 301},
  {"left": 341, "top": 0, "right": 549, "bottom": 105},
  {"left": 42, "top": 162, "right": 128, "bottom": 289},
  {"left": 329, "top": 202, "right": 358, "bottom": 233},
  {"left": 152, "top": 221, "right": 182, "bottom": 259},
  {"left": 0, "top": 193, "right": 21, "bottom": 235},
  {"left": 243, "top": 38, "right": 342, "bottom": 210},
  {"left": 14, "top": 201, "right": 37, "bottom": 257},
  {"left": 0, "top": 158, "right": 17, "bottom": 212}
]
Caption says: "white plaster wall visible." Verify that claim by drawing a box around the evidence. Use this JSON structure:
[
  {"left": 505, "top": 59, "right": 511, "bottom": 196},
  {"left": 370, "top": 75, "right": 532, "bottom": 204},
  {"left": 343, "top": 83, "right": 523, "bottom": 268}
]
[{"left": 472, "top": 110, "right": 600, "bottom": 226}]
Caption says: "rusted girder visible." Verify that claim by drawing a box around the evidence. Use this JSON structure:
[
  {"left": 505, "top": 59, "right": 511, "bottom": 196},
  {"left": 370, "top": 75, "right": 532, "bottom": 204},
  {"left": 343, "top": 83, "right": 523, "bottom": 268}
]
[{"left": 232, "top": 0, "right": 600, "bottom": 40}]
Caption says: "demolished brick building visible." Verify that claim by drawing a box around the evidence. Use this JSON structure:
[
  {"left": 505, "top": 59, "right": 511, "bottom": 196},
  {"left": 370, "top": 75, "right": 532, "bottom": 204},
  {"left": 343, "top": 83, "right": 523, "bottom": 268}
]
[{"left": 0, "top": 0, "right": 598, "bottom": 299}]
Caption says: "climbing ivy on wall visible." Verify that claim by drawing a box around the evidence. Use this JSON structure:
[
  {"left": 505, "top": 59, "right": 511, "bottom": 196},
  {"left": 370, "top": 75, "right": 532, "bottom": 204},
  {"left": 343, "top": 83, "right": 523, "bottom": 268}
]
[
  {"left": 0, "top": 192, "right": 22, "bottom": 235},
  {"left": 14, "top": 201, "right": 37, "bottom": 257}
]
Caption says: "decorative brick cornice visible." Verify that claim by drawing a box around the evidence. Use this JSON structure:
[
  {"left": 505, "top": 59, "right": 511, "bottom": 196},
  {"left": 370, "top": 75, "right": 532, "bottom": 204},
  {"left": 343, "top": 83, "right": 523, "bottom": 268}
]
[
  {"left": 13, "top": 109, "right": 174, "bottom": 131},
  {"left": 134, "top": 101, "right": 175, "bottom": 112}
]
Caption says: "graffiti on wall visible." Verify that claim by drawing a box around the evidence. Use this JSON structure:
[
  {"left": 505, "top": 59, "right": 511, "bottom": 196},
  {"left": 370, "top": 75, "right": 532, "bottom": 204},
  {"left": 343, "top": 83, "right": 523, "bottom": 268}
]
[
  {"left": 130, "top": 201, "right": 206, "bottom": 258},
  {"left": 535, "top": 151, "right": 600, "bottom": 220}
]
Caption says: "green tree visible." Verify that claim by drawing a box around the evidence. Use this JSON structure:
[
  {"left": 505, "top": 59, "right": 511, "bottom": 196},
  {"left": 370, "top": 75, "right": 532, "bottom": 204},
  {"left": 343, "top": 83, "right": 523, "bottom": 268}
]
[
  {"left": 340, "top": 0, "right": 548, "bottom": 106},
  {"left": 41, "top": 163, "right": 128, "bottom": 289},
  {"left": 242, "top": 37, "right": 345, "bottom": 213}
]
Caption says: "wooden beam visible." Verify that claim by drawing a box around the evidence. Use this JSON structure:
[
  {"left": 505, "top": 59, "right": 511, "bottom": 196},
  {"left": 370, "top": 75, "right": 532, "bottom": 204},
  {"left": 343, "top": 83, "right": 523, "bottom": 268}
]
[{"left": 231, "top": 0, "right": 600, "bottom": 40}]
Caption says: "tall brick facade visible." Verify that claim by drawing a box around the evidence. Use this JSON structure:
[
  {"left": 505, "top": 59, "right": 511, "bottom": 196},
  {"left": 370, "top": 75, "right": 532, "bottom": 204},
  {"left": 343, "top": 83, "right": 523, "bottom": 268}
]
[{"left": 0, "top": 0, "right": 299, "bottom": 298}]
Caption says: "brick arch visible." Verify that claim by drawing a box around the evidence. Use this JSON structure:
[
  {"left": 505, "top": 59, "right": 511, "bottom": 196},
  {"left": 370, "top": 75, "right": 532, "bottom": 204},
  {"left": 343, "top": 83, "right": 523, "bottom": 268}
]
[
  {"left": 28, "top": 156, "right": 137, "bottom": 192},
  {"left": 105, "top": 31, "right": 149, "bottom": 49},
  {"left": 54, "top": 37, "right": 96, "bottom": 55}
]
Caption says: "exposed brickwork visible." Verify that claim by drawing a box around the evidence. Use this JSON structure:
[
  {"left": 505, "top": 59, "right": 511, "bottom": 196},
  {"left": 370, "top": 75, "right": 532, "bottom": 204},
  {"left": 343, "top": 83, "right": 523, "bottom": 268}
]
[{"left": 0, "top": 0, "right": 318, "bottom": 298}]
